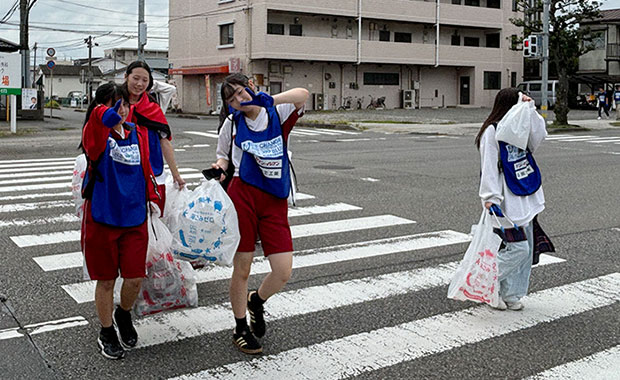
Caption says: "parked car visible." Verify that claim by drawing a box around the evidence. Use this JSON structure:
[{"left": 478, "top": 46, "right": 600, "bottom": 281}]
[
  {"left": 67, "top": 91, "right": 87, "bottom": 104},
  {"left": 517, "top": 80, "right": 558, "bottom": 108}
]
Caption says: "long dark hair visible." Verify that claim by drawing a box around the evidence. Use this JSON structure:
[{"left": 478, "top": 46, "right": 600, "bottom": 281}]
[
  {"left": 82, "top": 82, "right": 125, "bottom": 127},
  {"left": 123, "top": 60, "right": 155, "bottom": 102},
  {"left": 475, "top": 88, "right": 520, "bottom": 148},
  {"left": 218, "top": 73, "right": 250, "bottom": 131}
]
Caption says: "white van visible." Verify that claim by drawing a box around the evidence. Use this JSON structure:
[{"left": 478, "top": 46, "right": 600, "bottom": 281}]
[{"left": 517, "top": 80, "right": 558, "bottom": 107}]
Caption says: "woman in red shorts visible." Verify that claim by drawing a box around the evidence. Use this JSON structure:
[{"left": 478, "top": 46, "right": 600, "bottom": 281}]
[
  {"left": 81, "top": 82, "right": 159, "bottom": 360},
  {"left": 212, "top": 74, "right": 308, "bottom": 354}
]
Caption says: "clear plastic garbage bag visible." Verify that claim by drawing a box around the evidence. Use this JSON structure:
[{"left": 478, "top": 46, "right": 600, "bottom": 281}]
[
  {"left": 71, "top": 154, "right": 87, "bottom": 219},
  {"left": 169, "top": 179, "right": 240, "bottom": 267},
  {"left": 447, "top": 210, "right": 503, "bottom": 307},
  {"left": 496, "top": 94, "right": 537, "bottom": 151}
]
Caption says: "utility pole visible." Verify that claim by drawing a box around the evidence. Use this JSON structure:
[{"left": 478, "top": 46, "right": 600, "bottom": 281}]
[
  {"left": 32, "top": 42, "right": 37, "bottom": 85},
  {"left": 84, "top": 36, "right": 96, "bottom": 105},
  {"left": 138, "top": 0, "right": 146, "bottom": 60},
  {"left": 20, "top": 0, "right": 31, "bottom": 88},
  {"left": 541, "top": 0, "right": 550, "bottom": 120}
]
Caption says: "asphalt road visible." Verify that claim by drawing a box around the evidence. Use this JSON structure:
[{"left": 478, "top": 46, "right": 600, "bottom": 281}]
[{"left": 0, "top": 112, "right": 618, "bottom": 379}]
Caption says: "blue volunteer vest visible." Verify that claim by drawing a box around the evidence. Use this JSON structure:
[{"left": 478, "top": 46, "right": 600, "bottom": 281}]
[
  {"left": 86, "top": 124, "right": 147, "bottom": 227},
  {"left": 614, "top": 92, "right": 620, "bottom": 102},
  {"left": 147, "top": 129, "right": 164, "bottom": 176},
  {"left": 498, "top": 141, "right": 542, "bottom": 196},
  {"left": 233, "top": 107, "right": 291, "bottom": 198},
  {"left": 598, "top": 93, "right": 607, "bottom": 105}
]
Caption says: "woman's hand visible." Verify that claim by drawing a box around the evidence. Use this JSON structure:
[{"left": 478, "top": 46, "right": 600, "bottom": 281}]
[
  {"left": 484, "top": 202, "right": 494, "bottom": 209},
  {"left": 522, "top": 94, "right": 533, "bottom": 102},
  {"left": 173, "top": 173, "right": 186, "bottom": 189}
]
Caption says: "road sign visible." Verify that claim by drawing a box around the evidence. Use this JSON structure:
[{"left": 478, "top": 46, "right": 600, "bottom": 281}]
[
  {"left": 47, "top": 60, "right": 56, "bottom": 70},
  {"left": 0, "top": 53, "right": 21, "bottom": 90},
  {"left": 46, "top": 47, "right": 56, "bottom": 57}
]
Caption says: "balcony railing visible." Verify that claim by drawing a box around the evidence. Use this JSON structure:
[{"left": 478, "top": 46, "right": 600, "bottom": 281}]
[{"left": 606, "top": 43, "right": 620, "bottom": 60}]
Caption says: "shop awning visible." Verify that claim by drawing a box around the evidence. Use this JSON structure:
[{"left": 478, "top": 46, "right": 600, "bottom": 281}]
[{"left": 169, "top": 65, "right": 229, "bottom": 75}]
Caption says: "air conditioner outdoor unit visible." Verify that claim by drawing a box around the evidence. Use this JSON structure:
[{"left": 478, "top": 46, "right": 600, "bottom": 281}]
[
  {"left": 402, "top": 89, "right": 414, "bottom": 109},
  {"left": 313, "top": 93, "right": 324, "bottom": 110}
]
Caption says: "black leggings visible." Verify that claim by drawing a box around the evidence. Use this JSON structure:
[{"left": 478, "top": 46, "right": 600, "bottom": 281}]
[{"left": 599, "top": 105, "right": 609, "bottom": 117}]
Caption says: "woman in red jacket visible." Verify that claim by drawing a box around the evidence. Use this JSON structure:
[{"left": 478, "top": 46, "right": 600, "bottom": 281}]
[
  {"left": 123, "top": 61, "right": 185, "bottom": 214},
  {"left": 81, "top": 82, "right": 160, "bottom": 360}
]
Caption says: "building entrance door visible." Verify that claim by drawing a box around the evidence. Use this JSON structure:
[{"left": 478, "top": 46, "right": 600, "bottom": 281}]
[{"left": 460, "top": 76, "right": 470, "bottom": 105}]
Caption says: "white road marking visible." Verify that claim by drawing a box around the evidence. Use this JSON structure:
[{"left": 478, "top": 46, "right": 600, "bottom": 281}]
[
  {"left": 0, "top": 157, "right": 75, "bottom": 165},
  {"left": 0, "top": 175, "right": 72, "bottom": 186},
  {"left": 0, "top": 316, "right": 88, "bottom": 341},
  {"left": 526, "top": 345, "right": 620, "bottom": 380},
  {"left": 0, "top": 165, "right": 74, "bottom": 174},
  {"left": 588, "top": 138, "right": 620, "bottom": 143},
  {"left": 13, "top": 214, "right": 413, "bottom": 249},
  {"left": 0, "top": 160, "right": 76, "bottom": 170},
  {"left": 296, "top": 128, "right": 341, "bottom": 136},
  {"left": 0, "top": 213, "right": 78, "bottom": 228},
  {"left": 0, "top": 168, "right": 74, "bottom": 179},
  {"left": 360, "top": 177, "right": 380, "bottom": 182},
  {"left": 0, "top": 182, "right": 70, "bottom": 193},
  {"left": 60, "top": 230, "right": 477, "bottom": 302},
  {"left": 337, "top": 137, "right": 387, "bottom": 142},
  {"left": 315, "top": 128, "right": 360, "bottom": 135},
  {"left": 184, "top": 131, "right": 219, "bottom": 139},
  {"left": 290, "top": 130, "right": 319, "bottom": 136},
  {"left": 288, "top": 202, "right": 362, "bottom": 217},
  {"left": 169, "top": 273, "right": 620, "bottom": 380},
  {"left": 131, "top": 255, "right": 567, "bottom": 350},
  {"left": 33, "top": 251, "right": 82, "bottom": 272},
  {"left": 294, "top": 192, "right": 315, "bottom": 200},
  {"left": 0, "top": 200, "right": 72, "bottom": 214},
  {"left": 0, "top": 191, "right": 72, "bottom": 202}
]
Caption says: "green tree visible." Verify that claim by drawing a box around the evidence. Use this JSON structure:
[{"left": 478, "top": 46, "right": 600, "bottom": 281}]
[{"left": 511, "top": 0, "right": 601, "bottom": 125}]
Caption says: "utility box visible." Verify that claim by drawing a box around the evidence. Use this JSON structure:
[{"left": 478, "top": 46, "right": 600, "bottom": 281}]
[
  {"left": 312, "top": 93, "right": 324, "bottom": 110},
  {"left": 401, "top": 89, "right": 414, "bottom": 109}
]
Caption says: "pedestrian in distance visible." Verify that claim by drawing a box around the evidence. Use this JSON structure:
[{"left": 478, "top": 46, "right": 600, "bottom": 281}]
[
  {"left": 80, "top": 82, "right": 161, "bottom": 359},
  {"left": 123, "top": 61, "right": 185, "bottom": 215},
  {"left": 475, "top": 87, "right": 547, "bottom": 311},
  {"left": 597, "top": 87, "right": 609, "bottom": 120},
  {"left": 210, "top": 73, "right": 309, "bottom": 354},
  {"left": 613, "top": 85, "right": 620, "bottom": 120}
]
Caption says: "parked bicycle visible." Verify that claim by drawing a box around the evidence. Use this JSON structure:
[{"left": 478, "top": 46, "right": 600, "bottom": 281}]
[
  {"left": 367, "top": 95, "right": 386, "bottom": 110},
  {"left": 338, "top": 96, "right": 353, "bottom": 110}
]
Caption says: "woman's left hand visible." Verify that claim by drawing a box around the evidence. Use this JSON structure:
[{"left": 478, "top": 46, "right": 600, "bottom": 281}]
[
  {"left": 173, "top": 173, "right": 186, "bottom": 189},
  {"left": 522, "top": 94, "right": 533, "bottom": 102}
]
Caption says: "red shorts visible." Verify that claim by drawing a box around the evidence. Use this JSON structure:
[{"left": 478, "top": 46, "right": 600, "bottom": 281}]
[
  {"left": 227, "top": 177, "right": 292, "bottom": 256},
  {"left": 81, "top": 200, "right": 148, "bottom": 280}
]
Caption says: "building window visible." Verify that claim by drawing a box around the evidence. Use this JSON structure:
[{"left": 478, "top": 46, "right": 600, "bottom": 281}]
[
  {"left": 267, "top": 23, "right": 284, "bottom": 35},
  {"left": 464, "top": 37, "right": 480, "bottom": 47},
  {"left": 484, "top": 71, "right": 501, "bottom": 90},
  {"left": 512, "top": 0, "right": 518, "bottom": 11},
  {"left": 451, "top": 35, "right": 461, "bottom": 46},
  {"left": 464, "top": 0, "right": 480, "bottom": 5},
  {"left": 586, "top": 30, "right": 605, "bottom": 50},
  {"left": 487, "top": 0, "right": 500, "bottom": 8},
  {"left": 219, "top": 23, "right": 234, "bottom": 46},
  {"left": 511, "top": 72, "right": 517, "bottom": 87},
  {"left": 379, "top": 30, "right": 390, "bottom": 42},
  {"left": 395, "top": 32, "right": 412, "bottom": 43},
  {"left": 289, "top": 24, "right": 302, "bottom": 36},
  {"left": 363, "top": 72, "right": 399, "bottom": 85},
  {"left": 486, "top": 33, "right": 500, "bottom": 48},
  {"left": 452, "top": 0, "right": 462, "bottom": 4}
]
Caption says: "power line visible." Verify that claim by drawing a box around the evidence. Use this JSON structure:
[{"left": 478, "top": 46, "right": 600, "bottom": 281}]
[
  {"left": 0, "top": 0, "right": 19, "bottom": 24},
  {"left": 50, "top": 0, "right": 168, "bottom": 18}
]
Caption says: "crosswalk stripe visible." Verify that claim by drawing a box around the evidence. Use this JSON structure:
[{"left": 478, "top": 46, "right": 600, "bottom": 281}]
[
  {"left": 526, "top": 345, "right": 620, "bottom": 380},
  {"left": 168, "top": 273, "right": 620, "bottom": 380},
  {"left": 0, "top": 165, "right": 74, "bottom": 174},
  {"left": 33, "top": 251, "right": 82, "bottom": 272},
  {"left": 546, "top": 135, "right": 596, "bottom": 141},
  {"left": 0, "top": 175, "right": 73, "bottom": 186},
  {"left": 295, "top": 128, "right": 341, "bottom": 136},
  {"left": 290, "top": 130, "right": 319, "bottom": 136},
  {"left": 0, "top": 161, "right": 76, "bottom": 170},
  {"left": 295, "top": 192, "right": 315, "bottom": 200},
  {"left": 184, "top": 131, "right": 219, "bottom": 139},
  {"left": 0, "top": 200, "right": 72, "bottom": 214},
  {"left": 0, "top": 169, "right": 73, "bottom": 180},
  {"left": 0, "top": 213, "right": 78, "bottom": 228},
  {"left": 0, "top": 191, "right": 72, "bottom": 202},
  {"left": 132, "top": 255, "right": 566, "bottom": 349},
  {"left": 315, "top": 128, "right": 360, "bottom": 135},
  {"left": 587, "top": 138, "right": 620, "bottom": 143},
  {"left": 11, "top": 214, "right": 413, "bottom": 248},
  {"left": 0, "top": 316, "right": 88, "bottom": 341},
  {"left": 0, "top": 157, "right": 75, "bottom": 165},
  {"left": 288, "top": 202, "right": 362, "bottom": 217},
  {"left": 59, "top": 230, "right": 477, "bottom": 303},
  {"left": 0, "top": 182, "right": 70, "bottom": 193}
]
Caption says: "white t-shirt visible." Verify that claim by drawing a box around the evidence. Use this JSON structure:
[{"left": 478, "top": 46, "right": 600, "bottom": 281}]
[
  {"left": 216, "top": 104, "right": 302, "bottom": 176},
  {"left": 478, "top": 112, "right": 547, "bottom": 226}
]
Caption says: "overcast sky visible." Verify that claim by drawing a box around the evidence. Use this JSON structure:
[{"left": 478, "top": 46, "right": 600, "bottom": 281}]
[{"left": 1, "top": 0, "right": 620, "bottom": 65}]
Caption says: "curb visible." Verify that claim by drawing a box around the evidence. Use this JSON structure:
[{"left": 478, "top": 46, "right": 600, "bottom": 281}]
[
  {"left": 173, "top": 114, "right": 217, "bottom": 120},
  {"left": 296, "top": 121, "right": 360, "bottom": 131}
]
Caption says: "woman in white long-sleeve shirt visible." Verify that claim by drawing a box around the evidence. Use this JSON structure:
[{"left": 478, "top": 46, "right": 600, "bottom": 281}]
[{"left": 475, "top": 88, "right": 547, "bottom": 311}]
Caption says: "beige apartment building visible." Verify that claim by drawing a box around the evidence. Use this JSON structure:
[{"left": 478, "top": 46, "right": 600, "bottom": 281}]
[{"left": 169, "top": 0, "right": 524, "bottom": 114}]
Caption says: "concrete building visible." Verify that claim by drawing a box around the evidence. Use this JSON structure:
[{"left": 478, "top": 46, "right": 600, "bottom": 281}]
[
  {"left": 36, "top": 64, "right": 103, "bottom": 100},
  {"left": 169, "top": 0, "right": 524, "bottom": 114}
]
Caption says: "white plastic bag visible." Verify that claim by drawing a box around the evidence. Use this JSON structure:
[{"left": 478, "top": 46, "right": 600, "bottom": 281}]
[
  {"left": 134, "top": 207, "right": 198, "bottom": 316},
  {"left": 71, "top": 154, "right": 87, "bottom": 218},
  {"left": 447, "top": 210, "right": 503, "bottom": 307},
  {"left": 162, "top": 174, "right": 191, "bottom": 229},
  {"left": 169, "top": 179, "right": 240, "bottom": 267},
  {"left": 496, "top": 95, "right": 536, "bottom": 150}
]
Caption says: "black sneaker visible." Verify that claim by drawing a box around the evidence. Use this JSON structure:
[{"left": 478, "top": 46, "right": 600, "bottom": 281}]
[
  {"left": 247, "top": 291, "right": 266, "bottom": 338},
  {"left": 113, "top": 306, "right": 138, "bottom": 349},
  {"left": 232, "top": 327, "right": 262, "bottom": 355},
  {"left": 98, "top": 327, "right": 125, "bottom": 360}
]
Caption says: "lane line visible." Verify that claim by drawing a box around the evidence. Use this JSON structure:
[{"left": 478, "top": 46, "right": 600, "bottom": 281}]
[
  {"left": 184, "top": 131, "right": 219, "bottom": 139},
  {"left": 0, "top": 191, "right": 72, "bottom": 202},
  {"left": 132, "top": 255, "right": 566, "bottom": 349},
  {"left": 0, "top": 200, "right": 72, "bottom": 214},
  {"left": 525, "top": 345, "right": 620, "bottom": 380},
  {"left": 0, "top": 213, "right": 78, "bottom": 228},
  {"left": 0, "top": 157, "right": 75, "bottom": 165},
  {"left": 61, "top": 230, "right": 476, "bottom": 303},
  {"left": 0, "top": 316, "right": 88, "bottom": 341},
  {"left": 288, "top": 202, "right": 362, "bottom": 217},
  {"left": 0, "top": 182, "right": 70, "bottom": 193},
  {"left": 0, "top": 167, "right": 73, "bottom": 177},
  {"left": 169, "top": 273, "right": 620, "bottom": 380},
  {"left": 0, "top": 161, "right": 76, "bottom": 170}
]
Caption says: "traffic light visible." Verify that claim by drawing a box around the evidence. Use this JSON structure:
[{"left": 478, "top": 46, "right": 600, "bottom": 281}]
[
  {"left": 523, "top": 38, "right": 531, "bottom": 57},
  {"left": 528, "top": 35, "right": 539, "bottom": 57}
]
